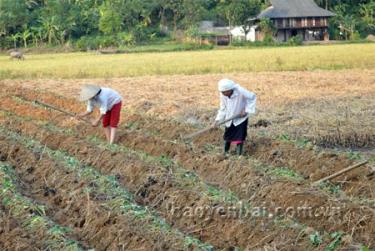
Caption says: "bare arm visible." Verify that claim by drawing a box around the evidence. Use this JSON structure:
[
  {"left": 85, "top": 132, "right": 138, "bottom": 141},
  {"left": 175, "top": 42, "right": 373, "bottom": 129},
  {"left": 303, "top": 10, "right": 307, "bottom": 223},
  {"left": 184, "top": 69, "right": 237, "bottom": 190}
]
[
  {"left": 77, "top": 100, "right": 94, "bottom": 119},
  {"left": 91, "top": 114, "right": 105, "bottom": 127},
  {"left": 77, "top": 110, "right": 93, "bottom": 118}
]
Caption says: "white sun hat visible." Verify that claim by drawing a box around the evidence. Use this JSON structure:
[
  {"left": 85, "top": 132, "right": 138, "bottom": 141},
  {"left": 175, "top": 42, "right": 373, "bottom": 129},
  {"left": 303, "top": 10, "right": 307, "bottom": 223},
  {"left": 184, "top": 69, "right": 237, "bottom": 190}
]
[
  {"left": 218, "top": 79, "right": 236, "bottom": 92},
  {"left": 79, "top": 84, "right": 101, "bottom": 102}
]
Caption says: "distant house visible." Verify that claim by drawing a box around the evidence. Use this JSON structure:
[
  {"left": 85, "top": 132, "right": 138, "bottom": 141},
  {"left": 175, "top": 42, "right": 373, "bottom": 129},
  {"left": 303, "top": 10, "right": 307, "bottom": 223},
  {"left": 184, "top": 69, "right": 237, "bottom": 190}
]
[
  {"left": 198, "top": 21, "right": 257, "bottom": 45},
  {"left": 198, "top": 21, "right": 232, "bottom": 45},
  {"left": 230, "top": 26, "right": 258, "bottom": 42},
  {"left": 256, "top": 0, "right": 335, "bottom": 42}
]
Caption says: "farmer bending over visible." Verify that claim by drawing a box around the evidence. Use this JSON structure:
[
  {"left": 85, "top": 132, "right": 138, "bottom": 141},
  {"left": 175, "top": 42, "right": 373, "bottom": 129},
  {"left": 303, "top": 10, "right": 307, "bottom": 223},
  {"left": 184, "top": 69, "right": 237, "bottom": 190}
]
[
  {"left": 213, "top": 79, "right": 256, "bottom": 156},
  {"left": 77, "top": 84, "right": 122, "bottom": 144}
]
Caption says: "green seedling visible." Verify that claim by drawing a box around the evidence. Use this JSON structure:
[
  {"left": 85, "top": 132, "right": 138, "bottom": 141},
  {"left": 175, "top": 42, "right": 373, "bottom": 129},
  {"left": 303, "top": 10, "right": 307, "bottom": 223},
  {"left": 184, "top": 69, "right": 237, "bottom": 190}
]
[
  {"left": 347, "top": 151, "right": 362, "bottom": 160},
  {"left": 269, "top": 167, "right": 304, "bottom": 181},
  {"left": 295, "top": 138, "right": 311, "bottom": 148},
  {"left": 278, "top": 134, "right": 291, "bottom": 142},
  {"left": 319, "top": 181, "right": 342, "bottom": 195},
  {"left": 325, "top": 231, "right": 343, "bottom": 251},
  {"left": 309, "top": 231, "right": 323, "bottom": 247}
]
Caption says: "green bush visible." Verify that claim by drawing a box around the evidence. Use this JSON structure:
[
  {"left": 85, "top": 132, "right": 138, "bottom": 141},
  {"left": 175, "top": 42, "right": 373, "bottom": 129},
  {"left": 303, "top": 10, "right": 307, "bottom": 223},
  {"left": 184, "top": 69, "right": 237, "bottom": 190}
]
[
  {"left": 131, "top": 26, "right": 168, "bottom": 43},
  {"left": 179, "top": 43, "right": 214, "bottom": 51},
  {"left": 99, "top": 36, "right": 117, "bottom": 47},
  {"left": 287, "top": 35, "right": 303, "bottom": 46},
  {"left": 75, "top": 35, "right": 119, "bottom": 50},
  {"left": 231, "top": 34, "right": 308, "bottom": 48},
  {"left": 122, "top": 43, "right": 214, "bottom": 53},
  {"left": 351, "top": 31, "right": 361, "bottom": 41},
  {"left": 75, "top": 36, "right": 99, "bottom": 50},
  {"left": 263, "top": 34, "right": 276, "bottom": 45},
  {"left": 117, "top": 32, "right": 135, "bottom": 46},
  {"left": 231, "top": 40, "right": 263, "bottom": 47},
  {"left": 0, "top": 36, "right": 14, "bottom": 49},
  {"left": 74, "top": 34, "right": 214, "bottom": 52},
  {"left": 185, "top": 25, "right": 200, "bottom": 40},
  {"left": 231, "top": 37, "right": 280, "bottom": 47}
]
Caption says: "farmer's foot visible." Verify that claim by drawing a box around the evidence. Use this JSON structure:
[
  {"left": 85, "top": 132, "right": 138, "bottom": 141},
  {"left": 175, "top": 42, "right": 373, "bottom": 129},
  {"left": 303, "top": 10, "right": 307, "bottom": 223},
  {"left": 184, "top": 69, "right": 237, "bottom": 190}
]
[
  {"left": 236, "top": 143, "right": 244, "bottom": 155},
  {"left": 216, "top": 152, "right": 229, "bottom": 161}
]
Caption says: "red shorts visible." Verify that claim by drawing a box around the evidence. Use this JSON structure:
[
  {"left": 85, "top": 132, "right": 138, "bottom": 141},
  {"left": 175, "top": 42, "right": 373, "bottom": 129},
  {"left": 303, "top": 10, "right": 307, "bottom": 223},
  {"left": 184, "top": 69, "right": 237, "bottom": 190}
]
[{"left": 102, "top": 102, "right": 122, "bottom": 128}]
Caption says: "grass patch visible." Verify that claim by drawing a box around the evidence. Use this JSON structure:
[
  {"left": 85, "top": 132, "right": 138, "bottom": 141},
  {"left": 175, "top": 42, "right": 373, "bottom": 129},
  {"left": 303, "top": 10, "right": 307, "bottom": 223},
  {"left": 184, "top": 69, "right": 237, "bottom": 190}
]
[
  {"left": 308, "top": 230, "right": 346, "bottom": 251},
  {"left": 121, "top": 43, "right": 214, "bottom": 53},
  {"left": 268, "top": 167, "right": 304, "bottom": 181},
  {"left": 319, "top": 181, "right": 342, "bottom": 195},
  {"left": 346, "top": 151, "right": 363, "bottom": 160}
]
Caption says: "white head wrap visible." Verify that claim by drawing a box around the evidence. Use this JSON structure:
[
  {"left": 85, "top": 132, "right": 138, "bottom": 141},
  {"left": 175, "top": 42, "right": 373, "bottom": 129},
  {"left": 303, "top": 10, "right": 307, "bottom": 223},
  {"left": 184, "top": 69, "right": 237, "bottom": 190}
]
[{"left": 218, "top": 79, "right": 236, "bottom": 92}]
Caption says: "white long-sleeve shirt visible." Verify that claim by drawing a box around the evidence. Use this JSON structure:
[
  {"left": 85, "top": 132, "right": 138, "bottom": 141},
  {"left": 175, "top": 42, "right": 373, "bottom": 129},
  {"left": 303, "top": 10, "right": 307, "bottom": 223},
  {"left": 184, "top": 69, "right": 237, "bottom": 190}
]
[
  {"left": 215, "top": 85, "right": 257, "bottom": 127},
  {"left": 87, "top": 87, "right": 122, "bottom": 115}
]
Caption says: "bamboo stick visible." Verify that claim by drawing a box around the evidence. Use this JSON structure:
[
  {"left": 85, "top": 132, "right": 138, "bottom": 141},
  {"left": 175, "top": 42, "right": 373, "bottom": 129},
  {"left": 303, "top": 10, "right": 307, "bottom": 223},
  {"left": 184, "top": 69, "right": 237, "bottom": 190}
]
[
  {"left": 313, "top": 160, "right": 368, "bottom": 185},
  {"left": 182, "top": 114, "right": 242, "bottom": 141},
  {"left": 34, "top": 100, "right": 91, "bottom": 124}
]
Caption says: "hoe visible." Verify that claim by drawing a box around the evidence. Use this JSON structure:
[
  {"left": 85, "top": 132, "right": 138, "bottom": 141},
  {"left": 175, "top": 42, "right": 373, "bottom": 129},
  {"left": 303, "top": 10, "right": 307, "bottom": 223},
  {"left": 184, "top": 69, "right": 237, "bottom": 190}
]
[
  {"left": 34, "top": 100, "right": 91, "bottom": 124},
  {"left": 182, "top": 114, "right": 242, "bottom": 142},
  {"left": 33, "top": 99, "right": 373, "bottom": 181}
]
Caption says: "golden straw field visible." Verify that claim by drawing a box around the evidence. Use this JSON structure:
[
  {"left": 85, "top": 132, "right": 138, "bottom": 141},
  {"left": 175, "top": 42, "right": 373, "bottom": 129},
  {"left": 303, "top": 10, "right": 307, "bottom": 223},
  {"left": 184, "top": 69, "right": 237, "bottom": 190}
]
[{"left": 0, "top": 43, "right": 374, "bottom": 79}]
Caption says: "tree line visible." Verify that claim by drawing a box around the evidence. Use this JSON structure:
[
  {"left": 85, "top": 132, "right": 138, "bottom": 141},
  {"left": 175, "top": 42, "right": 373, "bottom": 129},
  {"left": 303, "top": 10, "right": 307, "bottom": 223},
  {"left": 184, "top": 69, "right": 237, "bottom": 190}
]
[{"left": 0, "top": 0, "right": 374, "bottom": 49}]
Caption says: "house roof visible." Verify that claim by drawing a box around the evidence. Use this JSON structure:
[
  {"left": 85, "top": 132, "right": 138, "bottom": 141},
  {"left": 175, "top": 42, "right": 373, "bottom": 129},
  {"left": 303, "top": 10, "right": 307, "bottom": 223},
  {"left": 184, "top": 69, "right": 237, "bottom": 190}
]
[
  {"left": 198, "top": 21, "right": 231, "bottom": 36},
  {"left": 200, "top": 27, "right": 231, "bottom": 36},
  {"left": 257, "top": 0, "right": 335, "bottom": 18}
]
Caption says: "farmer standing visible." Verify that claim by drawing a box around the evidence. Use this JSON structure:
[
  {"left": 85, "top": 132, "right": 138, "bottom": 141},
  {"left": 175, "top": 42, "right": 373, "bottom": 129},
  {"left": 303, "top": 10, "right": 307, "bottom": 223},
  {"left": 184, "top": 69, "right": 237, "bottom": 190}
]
[
  {"left": 77, "top": 84, "right": 122, "bottom": 144},
  {"left": 214, "top": 79, "right": 256, "bottom": 155}
]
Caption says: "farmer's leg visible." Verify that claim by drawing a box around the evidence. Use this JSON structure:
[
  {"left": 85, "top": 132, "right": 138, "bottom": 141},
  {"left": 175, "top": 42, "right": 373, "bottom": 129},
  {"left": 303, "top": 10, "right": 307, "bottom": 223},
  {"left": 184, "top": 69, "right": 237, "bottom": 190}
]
[
  {"left": 236, "top": 143, "right": 244, "bottom": 155},
  {"left": 104, "top": 127, "right": 111, "bottom": 142},
  {"left": 110, "top": 127, "right": 117, "bottom": 144},
  {"left": 223, "top": 123, "right": 235, "bottom": 155},
  {"left": 224, "top": 141, "right": 231, "bottom": 154},
  {"left": 102, "top": 110, "right": 111, "bottom": 143},
  {"left": 109, "top": 102, "right": 122, "bottom": 144},
  {"left": 235, "top": 119, "right": 248, "bottom": 155}
]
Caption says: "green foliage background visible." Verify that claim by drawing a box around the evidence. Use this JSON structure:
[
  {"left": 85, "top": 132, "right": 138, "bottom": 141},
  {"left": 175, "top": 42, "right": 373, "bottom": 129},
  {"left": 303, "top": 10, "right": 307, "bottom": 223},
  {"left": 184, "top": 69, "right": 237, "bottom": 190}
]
[{"left": 0, "top": 0, "right": 373, "bottom": 49}]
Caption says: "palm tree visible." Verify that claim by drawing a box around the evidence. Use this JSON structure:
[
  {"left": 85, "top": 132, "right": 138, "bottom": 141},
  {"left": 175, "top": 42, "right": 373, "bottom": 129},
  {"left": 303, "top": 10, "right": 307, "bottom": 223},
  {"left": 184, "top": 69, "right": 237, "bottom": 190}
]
[
  {"left": 39, "top": 16, "right": 59, "bottom": 45},
  {"left": 10, "top": 33, "right": 21, "bottom": 48},
  {"left": 360, "top": 2, "right": 375, "bottom": 29},
  {"left": 21, "top": 29, "right": 32, "bottom": 48},
  {"left": 339, "top": 15, "right": 357, "bottom": 40},
  {"left": 31, "top": 26, "right": 43, "bottom": 47}
]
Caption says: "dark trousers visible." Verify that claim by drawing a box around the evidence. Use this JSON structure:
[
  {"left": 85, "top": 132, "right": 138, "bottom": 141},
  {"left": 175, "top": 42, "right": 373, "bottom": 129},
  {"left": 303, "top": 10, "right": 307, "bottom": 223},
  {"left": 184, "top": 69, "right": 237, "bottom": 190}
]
[{"left": 223, "top": 119, "right": 248, "bottom": 155}]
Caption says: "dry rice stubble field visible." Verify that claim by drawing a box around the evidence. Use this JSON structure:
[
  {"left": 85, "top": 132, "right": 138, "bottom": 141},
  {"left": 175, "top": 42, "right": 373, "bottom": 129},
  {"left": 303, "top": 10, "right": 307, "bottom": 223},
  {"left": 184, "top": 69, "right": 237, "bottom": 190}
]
[{"left": 0, "top": 67, "right": 374, "bottom": 250}]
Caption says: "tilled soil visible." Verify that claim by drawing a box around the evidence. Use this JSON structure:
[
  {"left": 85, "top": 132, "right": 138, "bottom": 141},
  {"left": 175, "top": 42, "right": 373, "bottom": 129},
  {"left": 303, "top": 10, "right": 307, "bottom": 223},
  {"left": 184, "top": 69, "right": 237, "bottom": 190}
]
[
  {"left": 4, "top": 88, "right": 374, "bottom": 201},
  {"left": 0, "top": 100, "right": 306, "bottom": 250},
  {"left": 2, "top": 70, "right": 374, "bottom": 149},
  {"left": 0, "top": 209, "right": 43, "bottom": 251},
  {"left": 0, "top": 136, "right": 173, "bottom": 251},
  {"left": 0, "top": 86, "right": 374, "bottom": 249}
]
